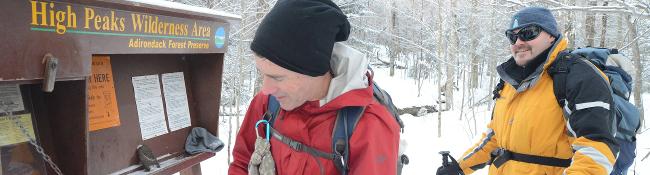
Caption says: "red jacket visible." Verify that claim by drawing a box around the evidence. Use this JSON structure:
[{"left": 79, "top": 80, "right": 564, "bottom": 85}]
[{"left": 228, "top": 78, "right": 400, "bottom": 175}]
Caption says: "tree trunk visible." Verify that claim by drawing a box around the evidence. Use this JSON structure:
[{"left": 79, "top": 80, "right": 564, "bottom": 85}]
[
  {"left": 235, "top": 39, "right": 245, "bottom": 137},
  {"left": 436, "top": 0, "right": 444, "bottom": 138},
  {"left": 445, "top": 0, "right": 458, "bottom": 111},
  {"left": 469, "top": 0, "right": 479, "bottom": 89},
  {"left": 227, "top": 112, "right": 233, "bottom": 164},
  {"left": 253, "top": 71, "right": 262, "bottom": 94},
  {"left": 416, "top": 57, "right": 424, "bottom": 97},
  {"left": 459, "top": 67, "right": 467, "bottom": 121},
  {"left": 488, "top": 0, "right": 498, "bottom": 110},
  {"left": 599, "top": 1, "right": 608, "bottom": 47},
  {"left": 616, "top": 13, "right": 626, "bottom": 49},
  {"left": 585, "top": 0, "right": 597, "bottom": 46},
  {"left": 626, "top": 16, "right": 645, "bottom": 128},
  {"left": 389, "top": 1, "right": 398, "bottom": 77},
  {"left": 565, "top": 0, "right": 577, "bottom": 48},
  {"left": 416, "top": 1, "right": 424, "bottom": 97},
  {"left": 438, "top": 91, "right": 443, "bottom": 138},
  {"left": 252, "top": 0, "right": 269, "bottom": 95},
  {"left": 437, "top": 55, "right": 443, "bottom": 138}
]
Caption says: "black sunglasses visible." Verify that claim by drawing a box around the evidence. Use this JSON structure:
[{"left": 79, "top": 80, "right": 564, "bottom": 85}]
[{"left": 505, "top": 25, "right": 542, "bottom": 45}]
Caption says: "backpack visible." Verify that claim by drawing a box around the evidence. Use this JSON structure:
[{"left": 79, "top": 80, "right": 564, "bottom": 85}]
[
  {"left": 264, "top": 78, "right": 409, "bottom": 175},
  {"left": 548, "top": 47, "right": 641, "bottom": 174},
  {"left": 548, "top": 47, "right": 641, "bottom": 142}
]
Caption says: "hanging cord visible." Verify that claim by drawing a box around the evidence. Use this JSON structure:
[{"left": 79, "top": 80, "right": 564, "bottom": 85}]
[{"left": 257, "top": 119, "right": 325, "bottom": 175}]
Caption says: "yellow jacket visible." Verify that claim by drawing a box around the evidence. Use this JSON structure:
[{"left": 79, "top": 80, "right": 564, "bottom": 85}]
[{"left": 459, "top": 36, "right": 618, "bottom": 175}]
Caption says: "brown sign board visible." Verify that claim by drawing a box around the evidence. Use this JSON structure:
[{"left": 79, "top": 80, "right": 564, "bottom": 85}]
[
  {"left": 0, "top": 0, "right": 231, "bottom": 82},
  {"left": 0, "top": 1, "right": 234, "bottom": 174}
]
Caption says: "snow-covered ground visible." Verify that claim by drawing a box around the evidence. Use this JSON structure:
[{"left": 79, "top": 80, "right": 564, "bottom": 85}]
[{"left": 197, "top": 68, "right": 649, "bottom": 174}]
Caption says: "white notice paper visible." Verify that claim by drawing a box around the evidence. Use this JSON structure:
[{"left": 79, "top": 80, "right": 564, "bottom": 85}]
[
  {"left": 0, "top": 84, "right": 24, "bottom": 113},
  {"left": 162, "top": 72, "right": 191, "bottom": 131},
  {"left": 132, "top": 75, "right": 169, "bottom": 140}
]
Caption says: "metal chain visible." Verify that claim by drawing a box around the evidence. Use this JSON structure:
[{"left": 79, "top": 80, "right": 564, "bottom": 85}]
[{"left": 1, "top": 106, "right": 64, "bottom": 175}]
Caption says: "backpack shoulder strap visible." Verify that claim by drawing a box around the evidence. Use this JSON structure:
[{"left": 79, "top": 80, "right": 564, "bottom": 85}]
[
  {"left": 266, "top": 95, "right": 280, "bottom": 125},
  {"left": 332, "top": 106, "right": 365, "bottom": 175},
  {"left": 266, "top": 94, "right": 367, "bottom": 175},
  {"left": 548, "top": 51, "right": 575, "bottom": 108},
  {"left": 268, "top": 126, "right": 336, "bottom": 175},
  {"left": 372, "top": 82, "right": 405, "bottom": 131},
  {"left": 266, "top": 94, "right": 340, "bottom": 175},
  {"left": 492, "top": 79, "right": 505, "bottom": 100}
]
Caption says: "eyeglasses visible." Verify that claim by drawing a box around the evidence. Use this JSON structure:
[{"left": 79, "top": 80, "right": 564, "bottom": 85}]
[{"left": 505, "top": 25, "right": 542, "bottom": 45}]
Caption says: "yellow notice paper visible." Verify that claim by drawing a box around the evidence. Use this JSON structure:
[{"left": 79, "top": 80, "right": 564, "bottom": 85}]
[
  {"left": 88, "top": 56, "right": 121, "bottom": 131},
  {"left": 0, "top": 114, "right": 36, "bottom": 146}
]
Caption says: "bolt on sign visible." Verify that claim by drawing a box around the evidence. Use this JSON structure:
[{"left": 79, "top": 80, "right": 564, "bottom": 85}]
[
  {"left": 88, "top": 56, "right": 120, "bottom": 131},
  {"left": 27, "top": 0, "right": 228, "bottom": 53}
]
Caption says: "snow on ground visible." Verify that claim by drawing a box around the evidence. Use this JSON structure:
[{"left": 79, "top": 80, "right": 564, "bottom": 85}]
[
  {"left": 196, "top": 68, "right": 649, "bottom": 174},
  {"left": 375, "top": 68, "right": 492, "bottom": 175},
  {"left": 633, "top": 93, "right": 650, "bottom": 174}
]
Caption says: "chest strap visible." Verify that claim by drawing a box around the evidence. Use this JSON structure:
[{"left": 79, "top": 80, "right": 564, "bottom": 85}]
[
  {"left": 490, "top": 148, "right": 571, "bottom": 168},
  {"left": 268, "top": 127, "right": 338, "bottom": 160}
]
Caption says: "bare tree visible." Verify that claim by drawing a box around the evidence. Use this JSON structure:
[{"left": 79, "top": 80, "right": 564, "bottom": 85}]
[
  {"left": 469, "top": 0, "right": 480, "bottom": 89},
  {"left": 436, "top": 0, "right": 445, "bottom": 138},
  {"left": 626, "top": 16, "right": 645, "bottom": 128},
  {"left": 444, "top": 0, "right": 458, "bottom": 111},
  {"left": 599, "top": 1, "right": 609, "bottom": 47},
  {"left": 585, "top": 0, "right": 598, "bottom": 46},
  {"left": 389, "top": 1, "right": 399, "bottom": 77}
]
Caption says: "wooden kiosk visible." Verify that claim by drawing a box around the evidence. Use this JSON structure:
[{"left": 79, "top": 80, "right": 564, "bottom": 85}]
[{"left": 0, "top": 0, "right": 239, "bottom": 174}]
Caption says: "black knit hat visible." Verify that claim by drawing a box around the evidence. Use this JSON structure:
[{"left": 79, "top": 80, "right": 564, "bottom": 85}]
[{"left": 250, "top": 0, "right": 351, "bottom": 77}]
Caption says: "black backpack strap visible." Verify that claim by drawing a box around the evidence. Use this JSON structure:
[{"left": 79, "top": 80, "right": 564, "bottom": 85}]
[
  {"left": 268, "top": 126, "right": 336, "bottom": 175},
  {"left": 266, "top": 95, "right": 280, "bottom": 125},
  {"left": 268, "top": 126, "right": 337, "bottom": 159},
  {"left": 372, "top": 82, "right": 404, "bottom": 132},
  {"left": 332, "top": 106, "right": 365, "bottom": 175},
  {"left": 492, "top": 79, "right": 505, "bottom": 100},
  {"left": 369, "top": 78, "right": 410, "bottom": 174},
  {"left": 491, "top": 148, "right": 571, "bottom": 168},
  {"left": 548, "top": 51, "right": 574, "bottom": 108},
  {"left": 368, "top": 67, "right": 404, "bottom": 133}
]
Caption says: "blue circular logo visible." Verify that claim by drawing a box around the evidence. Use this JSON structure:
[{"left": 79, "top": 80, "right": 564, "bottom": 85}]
[{"left": 214, "top": 27, "right": 226, "bottom": 48}]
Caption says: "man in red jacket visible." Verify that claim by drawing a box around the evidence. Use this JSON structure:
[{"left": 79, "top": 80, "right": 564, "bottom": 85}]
[{"left": 228, "top": 0, "right": 401, "bottom": 174}]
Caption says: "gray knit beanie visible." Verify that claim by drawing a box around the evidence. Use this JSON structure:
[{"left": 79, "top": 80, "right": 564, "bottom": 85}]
[{"left": 507, "top": 7, "right": 560, "bottom": 38}]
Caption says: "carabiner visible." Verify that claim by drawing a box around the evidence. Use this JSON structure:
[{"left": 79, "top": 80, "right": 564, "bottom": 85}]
[{"left": 255, "top": 120, "right": 271, "bottom": 142}]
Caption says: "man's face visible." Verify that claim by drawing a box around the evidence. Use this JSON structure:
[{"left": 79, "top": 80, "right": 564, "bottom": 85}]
[
  {"left": 255, "top": 57, "right": 329, "bottom": 110},
  {"left": 507, "top": 25, "right": 556, "bottom": 66}
]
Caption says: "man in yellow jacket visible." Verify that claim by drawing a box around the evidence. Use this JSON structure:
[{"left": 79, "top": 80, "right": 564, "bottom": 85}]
[{"left": 438, "top": 7, "right": 619, "bottom": 175}]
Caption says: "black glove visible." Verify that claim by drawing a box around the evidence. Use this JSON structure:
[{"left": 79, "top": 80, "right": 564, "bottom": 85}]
[
  {"left": 436, "top": 151, "right": 464, "bottom": 175},
  {"left": 436, "top": 165, "right": 463, "bottom": 175}
]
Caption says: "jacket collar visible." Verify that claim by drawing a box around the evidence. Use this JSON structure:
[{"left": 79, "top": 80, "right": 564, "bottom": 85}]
[
  {"left": 290, "top": 42, "right": 374, "bottom": 114},
  {"left": 318, "top": 42, "right": 370, "bottom": 107}
]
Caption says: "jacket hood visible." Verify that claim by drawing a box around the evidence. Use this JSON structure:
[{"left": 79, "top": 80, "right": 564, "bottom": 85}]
[{"left": 292, "top": 42, "right": 374, "bottom": 114}]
